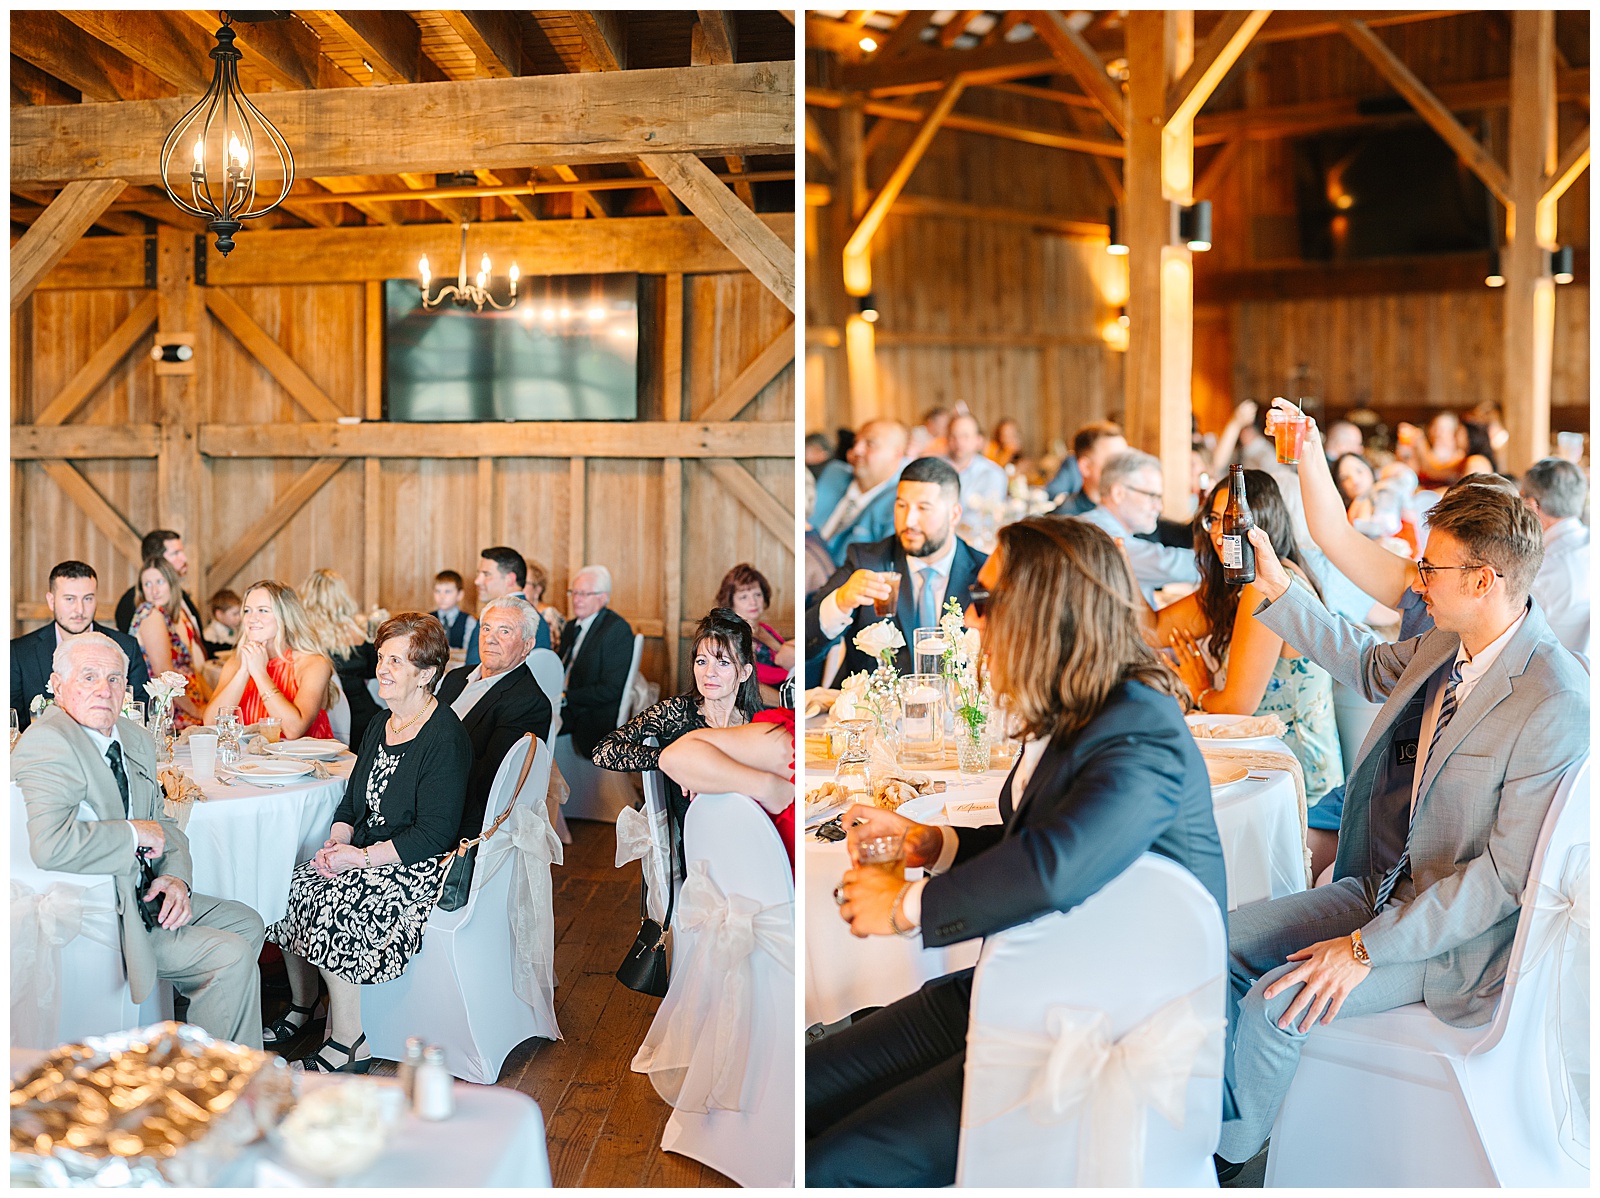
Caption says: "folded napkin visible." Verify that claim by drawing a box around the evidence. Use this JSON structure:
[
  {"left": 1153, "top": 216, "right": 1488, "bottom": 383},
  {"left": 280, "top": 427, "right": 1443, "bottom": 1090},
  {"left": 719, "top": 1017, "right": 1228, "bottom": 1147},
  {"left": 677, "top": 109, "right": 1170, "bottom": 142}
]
[
  {"left": 1189, "top": 714, "right": 1287, "bottom": 740},
  {"left": 156, "top": 767, "right": 206, "bottom": 830},
  {"left": 804, "top": 688, "right": 840, "bottom": 719},
  {"left": 1197, "top": 744, "right": 1311, "bottom": 886}
]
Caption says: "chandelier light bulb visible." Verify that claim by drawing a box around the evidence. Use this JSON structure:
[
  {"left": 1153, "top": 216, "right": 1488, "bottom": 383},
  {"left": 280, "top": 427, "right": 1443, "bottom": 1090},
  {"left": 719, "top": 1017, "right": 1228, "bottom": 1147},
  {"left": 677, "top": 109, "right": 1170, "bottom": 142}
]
[
  {"left": 480, "top": 252, "right": 492, "bottom": 276},
  {"left": 192, "top": 137, "right": 205, "bottom": 169}
]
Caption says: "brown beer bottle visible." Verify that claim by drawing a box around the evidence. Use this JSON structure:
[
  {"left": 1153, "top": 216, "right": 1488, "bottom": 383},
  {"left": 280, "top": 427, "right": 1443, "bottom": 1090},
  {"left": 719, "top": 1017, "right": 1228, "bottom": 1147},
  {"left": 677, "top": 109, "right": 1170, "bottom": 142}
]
[{"left": 1220, "top": 465, "right": 1256, "bottom": 585}]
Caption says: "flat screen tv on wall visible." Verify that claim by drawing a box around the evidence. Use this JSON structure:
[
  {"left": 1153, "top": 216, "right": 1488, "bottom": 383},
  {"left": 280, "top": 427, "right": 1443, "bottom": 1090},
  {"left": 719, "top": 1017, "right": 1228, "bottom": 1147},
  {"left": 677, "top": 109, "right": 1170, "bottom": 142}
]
[{"left": 384, "top": 273, "right": 639, "bottom": 421}]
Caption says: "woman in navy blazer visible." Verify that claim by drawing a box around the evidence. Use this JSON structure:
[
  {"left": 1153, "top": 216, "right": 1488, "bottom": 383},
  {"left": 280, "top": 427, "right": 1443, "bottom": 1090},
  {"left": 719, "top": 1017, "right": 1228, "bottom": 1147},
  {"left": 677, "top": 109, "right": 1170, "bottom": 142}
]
[{"left": 809, "top": 517, "right": 1228, "bottom": 1188}]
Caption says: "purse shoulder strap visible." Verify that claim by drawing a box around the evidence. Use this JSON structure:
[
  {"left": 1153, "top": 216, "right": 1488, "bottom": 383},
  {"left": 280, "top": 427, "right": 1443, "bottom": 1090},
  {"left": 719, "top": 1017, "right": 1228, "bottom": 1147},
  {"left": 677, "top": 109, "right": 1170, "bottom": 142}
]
[{"left": 453, "top": 731, "right": 540, "bottom": 857}]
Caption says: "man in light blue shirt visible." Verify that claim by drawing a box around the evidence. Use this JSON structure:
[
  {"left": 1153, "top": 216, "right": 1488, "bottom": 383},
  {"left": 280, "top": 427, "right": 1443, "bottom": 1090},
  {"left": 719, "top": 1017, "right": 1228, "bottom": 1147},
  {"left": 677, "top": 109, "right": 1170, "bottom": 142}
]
[
  {"left": 1076, "top": 450, "right": 1199, "bottom": 603},
  {"left": 943, "top": 412, "right": 1008, "bottom": 545}
]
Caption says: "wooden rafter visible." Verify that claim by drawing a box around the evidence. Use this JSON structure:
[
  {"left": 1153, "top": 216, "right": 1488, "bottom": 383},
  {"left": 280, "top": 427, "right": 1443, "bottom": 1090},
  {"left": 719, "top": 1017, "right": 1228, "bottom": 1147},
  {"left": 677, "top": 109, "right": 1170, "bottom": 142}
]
[
  {"left": 808, "top": 88, "right": 1125, "bottom": 158},
  {"left": 640, "top": 153, "right": 795, "bottom": 312},
  {"left": 316, "top": 10, "right": 420, "bottom": 85},
  {"left": 569, "top": 11, "right": 628, "bottom": 72},
  {"left": 12, "top": 179, "right": 129, "bottom": 311},
  {"left": 58, "top": 10, "right": 213, "bottom": 94},
  {"left": 844, "top": 76, "right": 967, "bottom": 262},
  {"left": 1542, "top": 126, "right": 1590, "bottom": 205},
  {"left": 11, "top": 9, "right": 174, "bottom": 102},
  {"left": 33, "top": 293, "right": 160, "bottom": 428},
  {"left": 806, "top": 112, "right": 838, "bottom": 171},
  {"left": 208, "top": 458, "right": 348, "bottom": 588},
  {"left": 1337, "top": 18, "right": 1513, "bottom": 209},
  {"left": 696, "top": 324, "right": 797, "bottom": 423},
  {"left": 702, "top": 460, "right": 795, "bottom": 547},
  {"left": 184, "top": 11, "right": 322, "bottom": 92},
  {"left": 1165, "top": 11, "right": 1272, "bottom": 128},
  {"left": 1029, "top": 11, "right": 1127, "bottom": 137},
  {"left": 440, "top": 10, "right": 522, "bottom": 78},
  {"left": 203, "top": 289, "right": 347, "bottom": 422},
  {"left": 13, "top": 62, "right": 796, "bottom": 186}
]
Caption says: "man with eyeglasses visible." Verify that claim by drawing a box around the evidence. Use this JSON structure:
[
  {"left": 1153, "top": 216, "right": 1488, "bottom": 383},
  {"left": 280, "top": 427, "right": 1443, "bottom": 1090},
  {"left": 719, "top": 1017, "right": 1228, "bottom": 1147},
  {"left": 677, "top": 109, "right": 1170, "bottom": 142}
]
[
  {"left": 13, "top": 633, "right": 266, "bottom": 1046},
  {"left": 558, "top": 564, "right": 634, "bottom": 759},
  {"left": 1076, "top": 450, "right": 1200, "bottom": 603},
  {"left": 1211, "top": 482, "right": 1588, "bottom": 1179}
]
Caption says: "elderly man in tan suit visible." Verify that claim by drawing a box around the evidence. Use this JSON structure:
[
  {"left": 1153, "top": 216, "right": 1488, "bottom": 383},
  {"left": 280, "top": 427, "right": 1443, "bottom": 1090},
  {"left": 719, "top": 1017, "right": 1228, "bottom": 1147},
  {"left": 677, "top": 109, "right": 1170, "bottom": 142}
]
[{"left": 12, "top": 632, "right": 265, "bottom": 1047}]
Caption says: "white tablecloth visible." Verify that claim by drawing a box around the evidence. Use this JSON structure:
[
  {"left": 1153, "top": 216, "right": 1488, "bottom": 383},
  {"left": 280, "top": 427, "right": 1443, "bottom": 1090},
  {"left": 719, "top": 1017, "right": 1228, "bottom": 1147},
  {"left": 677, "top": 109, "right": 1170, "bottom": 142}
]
[
  {"left": 171, "top": 746, "right": 351, "bottom": 926},
  {"left": 803, "top": 745, "right": 1305, "bottom": 1027},
  {"left": 10, "top": 1052, "right": 551, "bottom": 1188}
]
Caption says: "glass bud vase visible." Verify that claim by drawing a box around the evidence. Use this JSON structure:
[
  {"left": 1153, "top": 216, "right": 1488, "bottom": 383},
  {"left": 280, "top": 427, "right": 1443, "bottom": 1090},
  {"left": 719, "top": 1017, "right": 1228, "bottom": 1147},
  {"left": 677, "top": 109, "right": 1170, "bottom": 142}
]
[
  {"left": 152, "top": 709, "right": 175, "bottom": 764},
  {"left": 955, "top": 717, "right": 989, "bottom": 775}
]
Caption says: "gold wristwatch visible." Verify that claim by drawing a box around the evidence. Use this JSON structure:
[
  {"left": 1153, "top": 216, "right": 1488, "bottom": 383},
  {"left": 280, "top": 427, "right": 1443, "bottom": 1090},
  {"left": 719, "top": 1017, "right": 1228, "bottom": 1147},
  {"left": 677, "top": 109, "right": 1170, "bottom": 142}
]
[{"left": 1350, "top": 929, "right": 1372, "bottom": 967}]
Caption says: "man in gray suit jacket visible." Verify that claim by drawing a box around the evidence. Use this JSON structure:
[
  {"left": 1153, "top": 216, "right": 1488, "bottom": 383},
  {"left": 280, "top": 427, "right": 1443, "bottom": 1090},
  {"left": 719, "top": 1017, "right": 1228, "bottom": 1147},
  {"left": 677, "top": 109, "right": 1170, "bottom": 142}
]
[
  {"left": 12, "top": 633, "right": 266, "bottom": 1048},
  {"left": 1216, "top": 485, "right": 1589, "bottom": 1169}
]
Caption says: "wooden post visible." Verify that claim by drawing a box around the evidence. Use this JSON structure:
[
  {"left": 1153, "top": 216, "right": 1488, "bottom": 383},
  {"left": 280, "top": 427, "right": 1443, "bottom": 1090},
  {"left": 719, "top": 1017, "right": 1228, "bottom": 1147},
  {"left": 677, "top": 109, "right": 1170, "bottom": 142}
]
[
  {"left": 1503, "top": 10, "right": 1556, "bottom": 473},
  {"left": 156, "top": 226, "right": 206, "bottom": 602},
  {"left": 363, "top": 280, "right": 383, "bottom": 609},
  {"left": 661, "top": 273, "right": 683, "bottom": 689},
  {"left": 567, "top": 457, "right": 587, "bottom": 585},
  {"left": 476, "top": 457, "right": 495, "bottom": 557},
  {"left": 1125, "top": 12, "right": 1195, "bottom": 517}
]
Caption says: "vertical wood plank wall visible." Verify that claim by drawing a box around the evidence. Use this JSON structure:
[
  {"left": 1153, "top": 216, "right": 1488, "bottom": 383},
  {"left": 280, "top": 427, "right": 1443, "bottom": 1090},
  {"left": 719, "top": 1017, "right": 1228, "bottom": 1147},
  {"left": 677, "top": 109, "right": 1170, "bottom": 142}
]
[{"left": 12, "top": 273, "right": 794, "bottom": 697}]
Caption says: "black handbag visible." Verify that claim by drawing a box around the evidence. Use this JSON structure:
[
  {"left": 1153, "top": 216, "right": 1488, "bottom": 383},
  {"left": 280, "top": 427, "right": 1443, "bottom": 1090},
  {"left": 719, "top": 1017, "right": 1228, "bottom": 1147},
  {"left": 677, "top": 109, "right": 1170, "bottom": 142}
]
[
  {"left": 434, "top": 732, "right": 540, "bottom": 912},
  {"left": 615, "top": 784, "right": 680, "bottom": 996}
]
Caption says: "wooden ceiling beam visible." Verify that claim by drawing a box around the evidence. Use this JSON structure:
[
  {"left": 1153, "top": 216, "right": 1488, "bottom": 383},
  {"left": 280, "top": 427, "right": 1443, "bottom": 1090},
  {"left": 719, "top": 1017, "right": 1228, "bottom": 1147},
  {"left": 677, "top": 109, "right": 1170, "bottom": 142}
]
[
  {"left": 11, "top": 10, "right": 176, "bottom": 103},
  {"left": 1542, "top": 126, "right": 1590, "bottom": 206},
  {"left": 1338, "top": 17, "right": 1512, "bottom": 208},
  {"left": 1253, "top": 10, "right": 1467, "bottom": 46},
  {"left": 12, "top": 179, "right": 129, "bottom": 311},
  {"left": 11, "top": 55, "right": 83, "bottom": 106},
  {"left": 309, "top": 175, "right": 405, "bottom": 226},
  {"left": 58, "top": 11, "right": 214, "bottom": 95},
  {"left": 1165, "top": 10, "right": 1272, "bottom": 128},
  {"left": 938, "top": 12, "right": 984, "bottom": 50},
  {"left": 15, "top": 62, "right": 795, "bottom": 186},
  {"left": 440, "top": 11, "right": 523, "bottom": 78},
  {"left": 839, "top": 31, "right": 1057, "bottom": 93},
  {"left": 317, "top": 10, "right": 421, "bottom": 85},
  {"left": 808, "top": 88, "right": 1125, "bottom": 158},
  {"left": 570, "top": 11, "right": 628, "bottom": 72},
  {"left": 1029, "top": 11, "right": 1127, "bottom": 138},
  {"left": 846, "top": 76, "right": 967, "bottom": 263},
  {"left": 696, "top": 12, "right": 738, "bottom": 64},
  {"left": 474, "top": 169, "right": 539, "bottom": 222},
  {"left": 639, "top": 153, "right": 795, "bottom": 311},
  {"left": 199, "top": 421, "right": 793, "bottom": 460},
  {"left": 182, "top": 10, "right": 322, "bottom": 92}
]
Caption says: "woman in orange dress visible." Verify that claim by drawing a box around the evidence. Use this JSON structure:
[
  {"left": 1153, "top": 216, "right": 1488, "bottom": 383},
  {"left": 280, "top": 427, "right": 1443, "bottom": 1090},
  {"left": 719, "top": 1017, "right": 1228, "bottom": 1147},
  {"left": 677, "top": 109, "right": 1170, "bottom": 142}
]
[
  {"left": 203, "top": 579, "right": 336, "bottom": 740},
  {"left": 129, "top": 556, "right": 210, "bottom": 729}
]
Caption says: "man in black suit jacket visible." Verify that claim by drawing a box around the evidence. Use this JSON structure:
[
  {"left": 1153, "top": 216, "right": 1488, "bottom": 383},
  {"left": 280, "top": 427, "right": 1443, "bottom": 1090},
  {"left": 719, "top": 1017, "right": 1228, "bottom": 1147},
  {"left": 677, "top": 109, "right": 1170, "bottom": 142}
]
[
  {"left": 435, "top": 596, "right": 554, "bottom": 841},
  {"left": 806, "top": 456, "right": 986, "bottom": 682},
  {"left": 808, "top": 679, "right": 1228, "bottom": 1186},
  {"left": 114, "top": 530, "right": 208, "bottom": 644},
  {"left": 558, "top": 565, "right": 635, "bottom": 759},
  {"left": 13, "top": 561, "right": 150, "bottom": 731}
]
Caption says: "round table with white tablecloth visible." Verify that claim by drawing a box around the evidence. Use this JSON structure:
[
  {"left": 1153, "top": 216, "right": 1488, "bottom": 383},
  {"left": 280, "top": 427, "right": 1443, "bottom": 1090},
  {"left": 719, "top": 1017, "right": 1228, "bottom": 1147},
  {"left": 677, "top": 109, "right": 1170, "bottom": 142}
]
[
  {"left": 803, "top": 741, "right": 1306, "bottom": 1028},
  {"left": 168, "top": 744, "right": 353, "bottom": 926}
]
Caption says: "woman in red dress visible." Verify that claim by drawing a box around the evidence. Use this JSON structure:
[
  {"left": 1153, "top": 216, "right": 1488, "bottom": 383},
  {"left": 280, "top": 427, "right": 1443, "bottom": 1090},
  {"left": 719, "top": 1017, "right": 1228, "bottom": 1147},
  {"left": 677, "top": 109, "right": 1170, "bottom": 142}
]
[
  {"left": 659, "top": 711, "right": 795, "bottom": 870},
  {"left": 203, "top": 579, "right": 336, "bottom": 740}
]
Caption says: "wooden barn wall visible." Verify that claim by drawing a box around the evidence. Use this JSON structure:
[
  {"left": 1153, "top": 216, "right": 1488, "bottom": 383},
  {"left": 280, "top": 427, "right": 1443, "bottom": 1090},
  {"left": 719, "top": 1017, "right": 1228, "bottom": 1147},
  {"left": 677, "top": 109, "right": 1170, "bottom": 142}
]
[{"left": 12, "top": 273, "right": 794, "bottom": 697}]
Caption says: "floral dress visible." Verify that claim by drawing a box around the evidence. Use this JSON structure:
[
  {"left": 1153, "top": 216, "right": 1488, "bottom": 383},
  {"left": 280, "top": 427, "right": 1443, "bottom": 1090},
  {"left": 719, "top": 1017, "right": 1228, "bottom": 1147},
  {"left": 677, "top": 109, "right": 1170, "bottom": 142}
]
[
  {"left": 1253, "top": 653, "right": 1345, "bottom": 808},
  {"left": 129, "top": 601, "right": 203, "bottom": 730}
]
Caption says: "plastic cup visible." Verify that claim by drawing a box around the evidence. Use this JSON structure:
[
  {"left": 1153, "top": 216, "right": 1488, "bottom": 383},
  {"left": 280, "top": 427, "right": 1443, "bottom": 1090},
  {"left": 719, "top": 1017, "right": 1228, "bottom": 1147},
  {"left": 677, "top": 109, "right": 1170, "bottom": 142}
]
[
  {"left": 872, "top": 572, "right": 902, "bottom": 617},
  {"left": 189, "top": 733, "right": 218, "bottom": 781},
  {"left": 1273, "top": 411, "right": 1307, "bottom": 465}
]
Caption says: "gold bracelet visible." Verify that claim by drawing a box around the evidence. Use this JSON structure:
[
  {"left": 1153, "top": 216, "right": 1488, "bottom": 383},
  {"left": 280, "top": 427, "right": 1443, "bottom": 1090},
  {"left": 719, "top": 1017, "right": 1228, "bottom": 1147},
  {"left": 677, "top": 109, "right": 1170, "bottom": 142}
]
[
  {"left": 887, "top": 880, "right": 919, "bottom": 938},
  {"left": 1195, "top": 687, "right": 1215, "bottom": 712},
  {"left": 362, "top": 846, "right": 371, "bottom": 868}
]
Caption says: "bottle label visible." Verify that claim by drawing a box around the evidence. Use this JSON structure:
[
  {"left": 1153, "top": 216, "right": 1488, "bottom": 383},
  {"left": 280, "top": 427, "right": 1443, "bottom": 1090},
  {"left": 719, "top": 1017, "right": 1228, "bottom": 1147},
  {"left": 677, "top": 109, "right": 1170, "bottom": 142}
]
[{"left": 1221, "top": 534, "right": 1244, "bottom": 569}]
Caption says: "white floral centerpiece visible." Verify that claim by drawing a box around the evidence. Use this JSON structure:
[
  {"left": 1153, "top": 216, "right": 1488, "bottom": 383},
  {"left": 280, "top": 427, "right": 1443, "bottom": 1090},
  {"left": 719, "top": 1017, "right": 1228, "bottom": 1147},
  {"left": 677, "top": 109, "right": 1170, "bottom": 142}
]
[
  {"left": 936, "top": 598, "right": 987, "bottom": 731},
  {"left": 831, "top": 620, "right": 905, "bottom": 745}
]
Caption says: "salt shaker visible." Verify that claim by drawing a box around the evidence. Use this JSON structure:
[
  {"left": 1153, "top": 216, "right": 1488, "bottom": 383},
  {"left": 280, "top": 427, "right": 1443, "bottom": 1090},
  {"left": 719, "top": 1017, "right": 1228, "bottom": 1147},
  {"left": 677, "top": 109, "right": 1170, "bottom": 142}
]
[
  {"left": 413, "top": 1045, "right": 455, "bottom": 1120},
  {"left": 397, "top": 1037, "right": 425, "bottom": 1101}
]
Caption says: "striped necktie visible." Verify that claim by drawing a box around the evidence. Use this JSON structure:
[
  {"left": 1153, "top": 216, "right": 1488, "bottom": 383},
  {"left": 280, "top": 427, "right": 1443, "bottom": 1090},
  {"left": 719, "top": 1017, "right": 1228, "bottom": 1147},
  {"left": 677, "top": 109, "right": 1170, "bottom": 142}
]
[{"left": 1375, "top": 660, "right": 1464, "bottom": 909}]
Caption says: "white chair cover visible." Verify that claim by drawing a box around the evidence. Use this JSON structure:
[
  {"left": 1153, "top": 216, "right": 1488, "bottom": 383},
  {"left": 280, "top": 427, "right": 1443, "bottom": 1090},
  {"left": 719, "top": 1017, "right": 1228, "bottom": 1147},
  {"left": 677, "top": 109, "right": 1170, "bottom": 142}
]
[
  {"left": 617, "top": 633, "right": 645, "bottom": 726},
  {"left": 327, "top": 675, "right": 352, "bottom": 745},
  {"left": 363, "top": 737, "right": 561, "bottom": 1082},
  {"left": 957, "top": 853, "right": 1227, "bottom": 1188},
  {"left": 525, "top": 648, "right": 572, "bottom": 845},
  {"left": 9, "top": 783, "right": 157, "bottom": 1048},
  {"left": 1267, "top": 754, "right": 1591, "bottom": 1188},
  {"left": 610, "top": 739, "right": 676, "bottom": 926},
  {"left": 633, "top": 792, "right": 794, "bottom": 1188},
  {"left": 555, "top": 732, "right": 640, "bottom": 824}
]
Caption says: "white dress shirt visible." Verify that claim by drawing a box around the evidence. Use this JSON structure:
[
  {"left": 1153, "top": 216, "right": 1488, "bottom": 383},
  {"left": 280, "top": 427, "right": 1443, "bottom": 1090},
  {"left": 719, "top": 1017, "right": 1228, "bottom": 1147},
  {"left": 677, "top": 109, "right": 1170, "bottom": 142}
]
[
  {"left": 817, "top": 536, "right": 958, "bottom": 642},
  {"left": 448, "top": 666, "right": 505, "bottom": 720},
  {"left": 563, "top": 610, "right": 601, "bottom": 684},
  {"left": 1409, "top": 606, "right": 1529, "bottom": 819},
  {"left": 1531, "top": 518, "right": 1590, "bottom": 655},
  {"left": 80, "top": 720, "right": 140, "bottom": 854}
]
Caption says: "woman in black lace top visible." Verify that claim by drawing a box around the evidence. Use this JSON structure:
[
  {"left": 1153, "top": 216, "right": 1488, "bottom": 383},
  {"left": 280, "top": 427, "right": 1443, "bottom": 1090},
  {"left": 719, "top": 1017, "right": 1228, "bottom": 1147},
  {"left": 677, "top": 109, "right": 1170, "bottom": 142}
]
[{"left": 591, "top": 609, "right": 763, "bottom": 781}]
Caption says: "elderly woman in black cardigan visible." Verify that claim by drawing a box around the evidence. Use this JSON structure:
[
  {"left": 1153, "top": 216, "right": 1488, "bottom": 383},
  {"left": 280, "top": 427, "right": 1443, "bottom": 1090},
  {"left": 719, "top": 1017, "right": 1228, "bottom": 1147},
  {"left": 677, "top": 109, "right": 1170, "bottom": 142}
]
[{"left": 264, "top": 612, "right": 471, "bottom": 1072}]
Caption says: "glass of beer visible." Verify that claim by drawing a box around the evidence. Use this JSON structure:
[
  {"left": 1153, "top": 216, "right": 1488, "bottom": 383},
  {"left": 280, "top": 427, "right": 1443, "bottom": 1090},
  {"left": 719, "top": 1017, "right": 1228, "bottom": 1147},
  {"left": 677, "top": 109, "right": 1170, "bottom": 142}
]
[
  {"left": 854, "top": 834, "right": 906, "bottom": 878},
  {"left": 260, "top": 716, "right": 282, "bottom": 744},
  {"left": 1267, "top": 407, "right": 1307, "bottom": 465},
  {"left": 873, "top": 571, "right": 902, "bottom": 617}
]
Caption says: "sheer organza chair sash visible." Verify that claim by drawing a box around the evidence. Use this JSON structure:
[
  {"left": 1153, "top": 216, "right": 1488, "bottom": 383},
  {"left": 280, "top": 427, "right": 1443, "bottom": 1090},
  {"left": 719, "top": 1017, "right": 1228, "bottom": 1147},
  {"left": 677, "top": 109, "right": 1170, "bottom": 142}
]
[
  {"left": 962, "top": 979, "right": 1226, "bottom": 1187},
  {"left": 1521, "top": 843, "right": 1590, "bottom": 1167},
  {"left": 10, "top": 879, "right": 120, "bottom": 1047}
]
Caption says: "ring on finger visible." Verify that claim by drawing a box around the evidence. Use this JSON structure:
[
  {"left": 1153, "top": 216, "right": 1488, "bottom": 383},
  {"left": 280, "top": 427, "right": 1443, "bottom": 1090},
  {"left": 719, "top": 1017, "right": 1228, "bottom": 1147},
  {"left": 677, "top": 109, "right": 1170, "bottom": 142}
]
[{"left": 833, "top": 884, "right": 847, "bottom": 906}]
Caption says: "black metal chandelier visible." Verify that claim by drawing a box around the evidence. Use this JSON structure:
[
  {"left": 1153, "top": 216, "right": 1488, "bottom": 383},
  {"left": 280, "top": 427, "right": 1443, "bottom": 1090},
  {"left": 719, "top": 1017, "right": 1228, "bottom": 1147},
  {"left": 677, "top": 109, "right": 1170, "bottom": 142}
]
[{"left": 159, "top": 14, "right": 294, "bottom": 256}]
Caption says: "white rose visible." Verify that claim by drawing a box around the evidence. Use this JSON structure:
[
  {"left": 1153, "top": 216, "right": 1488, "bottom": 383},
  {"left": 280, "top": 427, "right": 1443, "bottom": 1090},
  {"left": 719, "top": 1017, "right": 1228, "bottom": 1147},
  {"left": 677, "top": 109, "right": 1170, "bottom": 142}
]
[
  {"left": 833, "top": 692, "right": 858, "bottom": 721},
  {"left": 962, "top": 629, "right": 982, "bottom": 661},
  {"left": 839, "top": 671, "right": 870, "bottom": 694},
  {"left": 159, "top": 670, "right": 188, "bottom": 691},
  {"left": 854, "top": 620, "right": 906, "bottom": 660}
]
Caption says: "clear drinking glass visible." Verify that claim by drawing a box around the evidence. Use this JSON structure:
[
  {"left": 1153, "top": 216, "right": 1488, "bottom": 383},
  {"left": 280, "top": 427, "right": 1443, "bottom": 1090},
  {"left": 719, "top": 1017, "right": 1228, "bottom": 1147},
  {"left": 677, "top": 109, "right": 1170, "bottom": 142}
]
[
  {"left": 9, "top": 709, "right": 18, "bottom": 750},
  {"left": 898, "top": 673, "right": 946, "bottom": 766},
  {"left": 128, "top": 701, "right": 146, "bottom": 729},
  {"left": 854, "top": 834, "right": 906, "bottom": 878},
  {"left": 833, "top": 719, "right": 874, "bottom": 800},
  {"left": 216, "top": 705, "right": 242, "bottom": 765},
  {"left": 913, "top": 627, "right": 948, "bottom": 678}
]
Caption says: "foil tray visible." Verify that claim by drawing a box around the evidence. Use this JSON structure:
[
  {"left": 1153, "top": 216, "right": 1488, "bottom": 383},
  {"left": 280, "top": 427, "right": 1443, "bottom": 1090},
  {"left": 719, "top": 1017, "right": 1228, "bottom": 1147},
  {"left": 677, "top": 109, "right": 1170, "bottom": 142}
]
[{"left": 10, "top": 1022, "right": 296, "bottom": 1188}]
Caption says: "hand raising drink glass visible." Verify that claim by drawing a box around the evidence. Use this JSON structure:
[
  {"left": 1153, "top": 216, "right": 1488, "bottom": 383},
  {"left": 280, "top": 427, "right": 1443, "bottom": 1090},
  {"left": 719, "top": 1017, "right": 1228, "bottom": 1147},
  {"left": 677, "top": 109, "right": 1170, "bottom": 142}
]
[
  {"left": 854, "top": 834, "right": 906, "bottom": 879},
  {"left": 1264, "top": 400, "right": 1307, "bottom": 466},
  {"left": 872, "top": 571, "right": 902, "bottom": 617}
]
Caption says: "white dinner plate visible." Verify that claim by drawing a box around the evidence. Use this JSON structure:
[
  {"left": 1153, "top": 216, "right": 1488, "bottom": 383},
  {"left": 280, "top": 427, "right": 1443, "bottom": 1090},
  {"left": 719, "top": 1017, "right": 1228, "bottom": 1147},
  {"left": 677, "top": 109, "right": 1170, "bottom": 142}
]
[
  {"left": 267, "top": 738, "right": 348, "bottom": 762},
  {"left": 1186, "top": 714, "right": 1285, "bottom": 751},
  {"left": 894, "top": 792, "right": 949, "bottom": 824},
  {"left": 229, "top": 758, "right": 316, "bottom": 785}
]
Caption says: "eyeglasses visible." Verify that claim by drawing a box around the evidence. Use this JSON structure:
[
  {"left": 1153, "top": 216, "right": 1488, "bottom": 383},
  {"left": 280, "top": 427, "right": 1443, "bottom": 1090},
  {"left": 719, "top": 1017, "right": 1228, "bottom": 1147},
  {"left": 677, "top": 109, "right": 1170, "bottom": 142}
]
[
  {"left": 1416, "top": 560, "right": 1503, "bottom": 585},
  {"left": 1198, "top": 512, "right": 1224, "bottom": 532},
  {"left": 966, "top": 588, "right": 992, "bottom": 618},
  {"left": 566, "top": 589, "right": 605, "bottom": 598},
  {"left": 1124, "top": 485, "right": 1164, "bottom": 502}
]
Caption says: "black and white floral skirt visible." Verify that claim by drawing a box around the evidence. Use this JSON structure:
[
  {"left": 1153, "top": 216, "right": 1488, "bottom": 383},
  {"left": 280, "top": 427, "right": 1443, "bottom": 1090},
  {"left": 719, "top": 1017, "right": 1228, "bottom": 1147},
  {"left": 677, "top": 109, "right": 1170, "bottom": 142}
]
[{"left": 265, "top": 856, "right": 446, "bottom": 985}]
